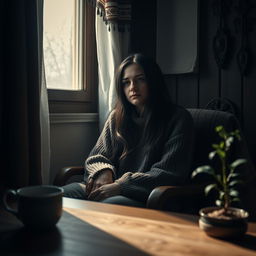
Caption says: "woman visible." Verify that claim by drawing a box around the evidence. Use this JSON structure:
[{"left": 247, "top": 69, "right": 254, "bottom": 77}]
[{"left": 63, "top": 53, "right": 195, "bottom": 207}]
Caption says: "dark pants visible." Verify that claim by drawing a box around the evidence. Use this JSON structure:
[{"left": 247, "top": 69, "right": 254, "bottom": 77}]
[{"left": 62, "top": 182, "right": 146, "bottom": 208}]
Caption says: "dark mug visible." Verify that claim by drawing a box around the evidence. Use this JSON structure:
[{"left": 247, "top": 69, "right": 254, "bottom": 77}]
[{"left": 3, "top": 185, "right": 64, "bottom": 230}]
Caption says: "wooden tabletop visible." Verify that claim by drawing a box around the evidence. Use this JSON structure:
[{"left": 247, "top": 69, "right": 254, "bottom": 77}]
[
  {"left": 0, "top": 197, "right": 256, "bottom": 256},
  {"left": 63, "top": 198, "right": 256, "bottom": 256}
]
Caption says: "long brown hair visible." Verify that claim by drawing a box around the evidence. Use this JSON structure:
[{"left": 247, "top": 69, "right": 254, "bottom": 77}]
[{"left": 114, "top": 53, "right": 172, "bottom": 159}]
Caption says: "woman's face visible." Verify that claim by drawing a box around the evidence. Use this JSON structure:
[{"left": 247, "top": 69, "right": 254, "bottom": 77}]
[{"left": 122, "top": 63, "right": 149, "bottom": 114}]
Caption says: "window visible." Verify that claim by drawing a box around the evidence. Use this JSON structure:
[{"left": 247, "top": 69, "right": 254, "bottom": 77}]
[{"left": 43, "top": 0, "right": 98, "bottom": 113}]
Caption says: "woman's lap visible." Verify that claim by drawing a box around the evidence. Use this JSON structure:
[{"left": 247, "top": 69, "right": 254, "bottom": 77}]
[
  {"left": 62, "top": 182, "right": 145, "bottom": 208},
  {"left": 62, "top": 182, "right": 86, "bottom": 199},
  {"left": 101, "top": 196, "right": 145, "bottom": 208}
]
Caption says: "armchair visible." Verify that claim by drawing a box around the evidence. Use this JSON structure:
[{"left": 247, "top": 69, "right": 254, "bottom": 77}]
[
  {"left": 53, "top": 109, "right": 256, "bottom": 216},
  {"left": 147, "top": 108, "right": 256, "bottom": 216},
  {"left": 54, "top": 166, "right": 85, "bottom": 187}
]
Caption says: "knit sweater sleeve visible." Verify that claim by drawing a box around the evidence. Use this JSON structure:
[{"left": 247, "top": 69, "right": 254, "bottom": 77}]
[
  {"left": 115, "top": 108, "right": 195, "bottom": 202},
  {"left": 85, "top": 111, "right": 118, "bottom": 180}
]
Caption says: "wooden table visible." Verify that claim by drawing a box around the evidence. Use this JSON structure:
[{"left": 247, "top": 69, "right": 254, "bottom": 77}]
[{"left": 0, "top": 197, "right": 256, "bottom": 256}]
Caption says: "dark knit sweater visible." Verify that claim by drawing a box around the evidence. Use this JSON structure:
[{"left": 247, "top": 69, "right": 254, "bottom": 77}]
[{"left": 85, "top": 104, "right": 195, "bottom": 202}]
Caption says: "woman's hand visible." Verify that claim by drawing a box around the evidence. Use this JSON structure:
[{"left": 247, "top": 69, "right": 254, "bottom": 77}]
[
  {"left": 85, "top": 178, "right": 94, "bottom": 198},
  {"left": 85, "top": 169, "right": 114, "bottom": 197},
  {"left": 88, "top": 182, "right": 120, "bottom": 201}
]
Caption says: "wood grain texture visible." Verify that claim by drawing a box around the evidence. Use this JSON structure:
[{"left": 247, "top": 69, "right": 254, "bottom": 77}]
[
  {"left": 64, "top": 206, "right": 256, "bottom": 256},
  {"left": 63, "top": 198, "right": 198, "bottom": 225},
  {"left": 63, "top": 198, "right": 256, "bottom": 256}
]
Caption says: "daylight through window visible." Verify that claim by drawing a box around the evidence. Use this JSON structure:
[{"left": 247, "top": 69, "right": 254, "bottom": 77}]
[{"left": 43, "top": 0, "right": 83, "bottom": 91}]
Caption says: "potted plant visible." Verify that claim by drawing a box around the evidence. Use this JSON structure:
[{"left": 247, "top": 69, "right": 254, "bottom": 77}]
[{"left": 192, "top": 125, "right": 249, "bottom": 239}]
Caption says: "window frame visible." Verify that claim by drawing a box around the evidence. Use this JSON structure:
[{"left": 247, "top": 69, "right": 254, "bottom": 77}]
[{"left": 47, "top": 0, "right": 98, "bottom": 113}]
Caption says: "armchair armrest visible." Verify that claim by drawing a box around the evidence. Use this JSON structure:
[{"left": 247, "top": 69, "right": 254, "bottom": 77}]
[
  {"left": 147, "top": 183, "right": 206, "bottom": 211},
  {"left": 53, "top": 166, "right": 85, "bottom": 186}
]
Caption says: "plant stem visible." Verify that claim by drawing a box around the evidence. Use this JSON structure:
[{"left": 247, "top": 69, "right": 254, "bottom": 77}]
[{"left": 222, "top": 152, "right": 229, "bottom": 211}]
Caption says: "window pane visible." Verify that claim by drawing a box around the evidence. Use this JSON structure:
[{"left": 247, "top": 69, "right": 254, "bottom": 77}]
[{"left": 43, "top": 0, "right": 81, "bottom": 90}]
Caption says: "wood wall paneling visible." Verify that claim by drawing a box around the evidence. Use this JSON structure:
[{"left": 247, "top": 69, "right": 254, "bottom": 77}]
[
  {"left": 220, "top": 1, "right": 242, "bottom": 121},
  {"left": 243, "top": 4, "right": 256, "bottom": 163},
  {"left": 164, "top": 75, "right": 177, "bottom": 104},
  {"left": 198, "top": 0, "right": 220, "bottom": 109},
  {"left": 176, "top": 73, "right": 199, "bottom": 108}
]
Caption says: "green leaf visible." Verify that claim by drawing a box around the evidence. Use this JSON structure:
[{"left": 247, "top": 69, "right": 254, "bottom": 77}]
[
  {"left": 216, "top": 126, "right": 226, "bottom": 139},
  {"left": 226, "top": 136, "right": 234, "bottom": 148},
  {"left": 212, "top": 144, "right": 219, "bottom": 150},
  {"left": 230, "top": 159, "right": 247, "bottom": 170},
  {"left": 220, "top": 141, "right": 225, "bottom": 149},
  {"left": 227, "top": 172, "right": 241, "bottom": 180},
  {"left": 215, "top": 126, "right": 224, "bottom": 133},
  {"left": 216, "top": 149, "right": 225, "bottom": 158},
  {"left": 219, "top": 191, "right": 225, "bottom": 200},
  {"left": 209, "top": 151, "right": 216, "bottom": 160},
  {"left": 228, "top": 180, "right": 244, "bottom": 187},
  {"left": 229, "top": 189, "right": 239, "bottom": 197},
  {"left": 215, "top": 200, "right": 222, "bottom": 206},
  {"left": 204, "top": 184, "right": 218, "bottom": 196},
  {"left": 231, "top": 129, "right": 239, "bottom": 135},
  {"left": 191, "top": 166, "right": 215, "bottom": 178},
  {"left": 231, "top": 197, "right": 240, "bottom": 202},
  {"left": 231, "top": 130, "right": 241, "bottom": 140}
]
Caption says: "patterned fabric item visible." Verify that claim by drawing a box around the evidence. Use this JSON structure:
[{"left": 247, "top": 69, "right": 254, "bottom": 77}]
[{"left": 96, "top": 0, "right": 131, "bottom": 31}]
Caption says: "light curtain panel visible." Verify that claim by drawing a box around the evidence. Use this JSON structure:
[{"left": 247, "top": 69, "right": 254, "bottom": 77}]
[{"left": 156, "top": 0, "right": 199, "bottom": 74}]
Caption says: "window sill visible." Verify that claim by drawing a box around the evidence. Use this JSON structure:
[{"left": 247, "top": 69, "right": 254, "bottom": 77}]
[{"left": 50, "top": 113, "right": 98, "bottom": 124}]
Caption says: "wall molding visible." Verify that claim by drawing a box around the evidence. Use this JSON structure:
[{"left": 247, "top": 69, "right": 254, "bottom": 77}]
[{"left": 50, "top": 113, "right": 98, "bottom": 124}]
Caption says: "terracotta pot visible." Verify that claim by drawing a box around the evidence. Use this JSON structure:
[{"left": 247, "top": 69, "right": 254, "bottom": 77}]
[{"left": 199, "top": 206, "right": 249, "bottom": 239}]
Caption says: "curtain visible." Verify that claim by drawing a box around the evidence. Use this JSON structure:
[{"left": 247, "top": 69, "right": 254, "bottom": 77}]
[
  {"left": 38, "top": 1, "right": 51, "bottom": 185},
  {"left": 95, "top": 0, "right": 131, "bottom": 128},
  {"left": 0, "top": 0, "right": 50, "bottom": 194}
]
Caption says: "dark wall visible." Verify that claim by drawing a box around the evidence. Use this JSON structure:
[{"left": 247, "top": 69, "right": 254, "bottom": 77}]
[
  {"left": 130, "top": 0, "right": 156, "bottom": 58},
  {"left": 131, "top": 0, "right": 256, "bottom": 165}
]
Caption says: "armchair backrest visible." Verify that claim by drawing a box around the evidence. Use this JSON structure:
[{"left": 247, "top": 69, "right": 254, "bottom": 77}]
[{"left": 187, "top": 108, "right": 242, "bottom": 172}]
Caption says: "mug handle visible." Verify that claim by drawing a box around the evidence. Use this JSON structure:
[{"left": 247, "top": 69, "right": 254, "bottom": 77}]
[{"left": 3, "top": 189, "right": 18, "bottom": 216}]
